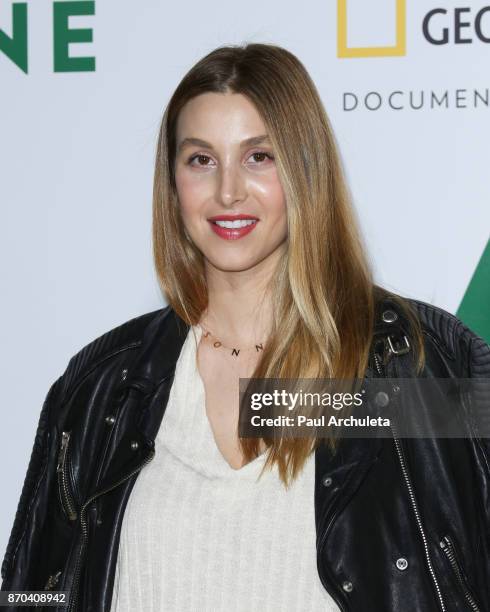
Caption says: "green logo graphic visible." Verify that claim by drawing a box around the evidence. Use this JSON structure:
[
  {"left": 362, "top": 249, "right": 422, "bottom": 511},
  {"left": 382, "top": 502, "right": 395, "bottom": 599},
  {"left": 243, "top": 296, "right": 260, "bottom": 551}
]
[
  {"left": 0, "top": 1, "right": 95, "bottom": 74},
  {"left": 457, "top": 238, "right": 490, "bottom": 343}
]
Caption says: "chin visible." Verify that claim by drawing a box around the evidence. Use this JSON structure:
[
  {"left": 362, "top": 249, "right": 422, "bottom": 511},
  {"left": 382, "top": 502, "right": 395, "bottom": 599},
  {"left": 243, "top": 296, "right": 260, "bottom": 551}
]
[{"left": 205, "top": 253, "right": 265, "bottom": 273}]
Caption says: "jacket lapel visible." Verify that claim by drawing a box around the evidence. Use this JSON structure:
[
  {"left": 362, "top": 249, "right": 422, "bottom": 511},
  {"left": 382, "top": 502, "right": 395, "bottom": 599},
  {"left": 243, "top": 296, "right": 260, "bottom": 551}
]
[
  {"left": 91, "top": 308, "right": 190, "bottom": 494},
  {"left": 314, "top": 296, "right": 417, "bottom": 550}
]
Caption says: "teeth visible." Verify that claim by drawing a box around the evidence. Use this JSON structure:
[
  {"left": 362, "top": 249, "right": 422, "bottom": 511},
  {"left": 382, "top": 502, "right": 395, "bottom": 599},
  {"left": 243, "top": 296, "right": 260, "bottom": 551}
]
[{"left": 214, "top": 219, "right": 257, "bottom": 229}]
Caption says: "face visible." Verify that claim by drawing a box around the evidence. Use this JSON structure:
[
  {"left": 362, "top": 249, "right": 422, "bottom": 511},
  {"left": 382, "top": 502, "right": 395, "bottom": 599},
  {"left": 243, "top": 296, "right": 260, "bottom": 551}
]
[{"left": 174, "top": 91, "right": 288, "bottom": 275}]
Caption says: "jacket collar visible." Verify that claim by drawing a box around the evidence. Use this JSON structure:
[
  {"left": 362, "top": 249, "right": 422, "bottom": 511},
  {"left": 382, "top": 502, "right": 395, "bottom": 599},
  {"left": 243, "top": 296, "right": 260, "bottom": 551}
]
[{"left": 121, "top": 306, "right": 191, "bottom": 395}]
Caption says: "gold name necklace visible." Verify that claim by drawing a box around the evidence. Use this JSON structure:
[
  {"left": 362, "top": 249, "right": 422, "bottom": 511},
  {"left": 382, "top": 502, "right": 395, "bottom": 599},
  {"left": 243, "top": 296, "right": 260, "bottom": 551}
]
[{"left": 197, "top": 324, "right": 265, "bottom": 358}]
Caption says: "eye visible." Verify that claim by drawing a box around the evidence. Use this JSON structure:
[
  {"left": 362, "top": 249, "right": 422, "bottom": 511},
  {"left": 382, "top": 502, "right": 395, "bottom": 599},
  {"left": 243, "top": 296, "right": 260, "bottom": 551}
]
[
  {"left": 248, "top": 150, "right": 275, "bottom": 164},
  {"left": 187, "top": 153, "right": 214, "bottom": 167}
]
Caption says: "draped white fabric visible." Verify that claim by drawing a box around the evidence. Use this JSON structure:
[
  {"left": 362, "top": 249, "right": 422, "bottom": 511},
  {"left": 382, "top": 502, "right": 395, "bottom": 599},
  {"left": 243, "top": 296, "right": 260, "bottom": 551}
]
[{"left": 109, "top": 325, "right": 340, "bottom": 612}]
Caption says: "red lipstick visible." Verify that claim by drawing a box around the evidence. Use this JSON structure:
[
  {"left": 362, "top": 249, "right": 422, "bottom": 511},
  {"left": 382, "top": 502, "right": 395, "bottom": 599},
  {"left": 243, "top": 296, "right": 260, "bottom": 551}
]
[{"left": 207, "top": 214, "right": 259, "bottom": 241}]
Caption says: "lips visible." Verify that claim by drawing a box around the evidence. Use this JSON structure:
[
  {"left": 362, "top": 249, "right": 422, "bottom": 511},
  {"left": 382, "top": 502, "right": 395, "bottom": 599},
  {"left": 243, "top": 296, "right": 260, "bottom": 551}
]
[{"left": 207, "top": 214, "right": 259, "bottom": 240}]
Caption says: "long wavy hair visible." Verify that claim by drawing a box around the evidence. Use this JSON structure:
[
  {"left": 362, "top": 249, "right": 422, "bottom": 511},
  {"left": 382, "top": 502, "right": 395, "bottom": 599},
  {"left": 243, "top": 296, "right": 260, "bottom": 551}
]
[{"left": 152, "top": 43, "right": 425, "bottom": 486}]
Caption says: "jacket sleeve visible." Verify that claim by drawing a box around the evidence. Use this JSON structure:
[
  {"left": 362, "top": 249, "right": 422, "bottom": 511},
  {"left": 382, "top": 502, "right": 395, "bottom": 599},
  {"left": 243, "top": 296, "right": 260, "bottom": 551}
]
[
  {"left": 466, "top": 328, "right": 490, "bottom": 461},
  {"left": 0, "top": 372, "right": 66, "bottom": 590}
]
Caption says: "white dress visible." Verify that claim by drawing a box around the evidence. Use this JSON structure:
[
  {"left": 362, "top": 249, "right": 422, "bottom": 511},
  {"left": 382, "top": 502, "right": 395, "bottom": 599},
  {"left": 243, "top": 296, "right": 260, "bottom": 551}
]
[{"left": 109, "top": 324, "right": 341, "bottom": 612}]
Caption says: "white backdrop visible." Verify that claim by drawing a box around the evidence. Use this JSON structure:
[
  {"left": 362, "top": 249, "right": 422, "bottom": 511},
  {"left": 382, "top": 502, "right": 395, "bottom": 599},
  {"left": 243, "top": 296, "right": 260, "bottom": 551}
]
[{"left": 1, "top": 0, "right": 489, "bottom": 557}]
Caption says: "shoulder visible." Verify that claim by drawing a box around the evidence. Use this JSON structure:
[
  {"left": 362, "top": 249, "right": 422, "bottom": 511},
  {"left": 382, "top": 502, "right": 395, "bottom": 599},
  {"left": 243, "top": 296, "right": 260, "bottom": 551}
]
[
  {"left": 57, "top": 305, "right": 172, "bottom": 401},
  {"left": 404, "top": 296, "right": 490, "bottom": 377}
]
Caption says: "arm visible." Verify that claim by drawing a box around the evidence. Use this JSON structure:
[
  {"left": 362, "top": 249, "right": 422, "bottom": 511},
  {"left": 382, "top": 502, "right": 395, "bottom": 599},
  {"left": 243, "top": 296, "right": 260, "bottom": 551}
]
[
  {"left": 465, "top": 327, "right": 490, "bottom": 459},
  {"left": 1, "top": 373, "right": 66, "bottom": 590},
  {"left": 465, "top": 328, "right": 490, "bottom": 612}
]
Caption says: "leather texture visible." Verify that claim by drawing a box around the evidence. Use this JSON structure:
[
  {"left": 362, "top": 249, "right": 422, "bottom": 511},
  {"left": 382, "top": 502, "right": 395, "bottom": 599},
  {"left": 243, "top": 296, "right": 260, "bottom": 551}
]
[{"left": 1, "top": 294, "right": 489, "bottom": 612}]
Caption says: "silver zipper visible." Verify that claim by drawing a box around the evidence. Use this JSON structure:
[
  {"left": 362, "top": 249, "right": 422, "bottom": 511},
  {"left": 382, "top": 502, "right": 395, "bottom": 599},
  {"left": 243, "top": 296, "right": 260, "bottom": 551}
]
[
  {"left": 67, "top": 447, "right": 156, "bottom": 612},
  {"left": 44, "top": 570, "right": 62, "bottom": 591},
  {"left": 57, "top": 432, "right": 77, "bottom": 521},
  {"left": 373, "top": 347, "right": 447, "bottom": 612},
  {"left": 440, "top": 535, "right": 481, "bottom": 611}
]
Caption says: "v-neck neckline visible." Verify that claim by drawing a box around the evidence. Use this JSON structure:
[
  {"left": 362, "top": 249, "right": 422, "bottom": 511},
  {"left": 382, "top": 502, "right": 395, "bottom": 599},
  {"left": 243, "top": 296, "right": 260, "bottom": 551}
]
[
  {"left": 157, "top": 325, "right": 269, "bottom": 481},
  {"left": 191, "top": 324, "right": 268, "bottom": 476}
]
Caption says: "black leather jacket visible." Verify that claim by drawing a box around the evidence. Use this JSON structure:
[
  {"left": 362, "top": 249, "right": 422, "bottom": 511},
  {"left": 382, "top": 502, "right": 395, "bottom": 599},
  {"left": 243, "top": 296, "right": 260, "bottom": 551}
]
[{"left": 1, "top": 295, "right": 490, "bottom": 612}]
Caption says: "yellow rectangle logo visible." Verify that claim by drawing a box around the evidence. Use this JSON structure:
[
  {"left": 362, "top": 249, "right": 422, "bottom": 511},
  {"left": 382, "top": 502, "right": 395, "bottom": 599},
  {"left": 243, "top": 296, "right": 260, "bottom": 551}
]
[{"left": 338, "top": 0, "right": 406, "bottom": 57}]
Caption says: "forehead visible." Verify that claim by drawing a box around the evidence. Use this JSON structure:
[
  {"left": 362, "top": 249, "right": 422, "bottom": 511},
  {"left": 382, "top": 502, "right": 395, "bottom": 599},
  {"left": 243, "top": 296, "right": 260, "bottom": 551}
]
[{"left": 175, "top": 92, "right": 267, "bottom": 145}]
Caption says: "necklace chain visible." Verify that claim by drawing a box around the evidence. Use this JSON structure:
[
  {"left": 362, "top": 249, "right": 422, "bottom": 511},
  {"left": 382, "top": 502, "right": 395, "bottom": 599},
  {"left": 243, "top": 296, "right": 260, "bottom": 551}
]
[{"left": 197, "top": 324, "right": 265, "bottom": 357}]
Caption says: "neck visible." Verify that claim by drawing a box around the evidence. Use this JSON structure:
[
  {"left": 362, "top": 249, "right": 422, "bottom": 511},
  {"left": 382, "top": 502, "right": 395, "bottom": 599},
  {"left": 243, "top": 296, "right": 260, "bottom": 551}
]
[{"left": 201, "top": 248, "right": 284, "bottom": 347}]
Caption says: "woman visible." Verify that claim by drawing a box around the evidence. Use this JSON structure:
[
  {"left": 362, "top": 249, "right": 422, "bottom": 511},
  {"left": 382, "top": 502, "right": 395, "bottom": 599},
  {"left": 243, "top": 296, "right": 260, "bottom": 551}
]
[{"left": 1, "top": 43, "right": 489, "bottom": 612}]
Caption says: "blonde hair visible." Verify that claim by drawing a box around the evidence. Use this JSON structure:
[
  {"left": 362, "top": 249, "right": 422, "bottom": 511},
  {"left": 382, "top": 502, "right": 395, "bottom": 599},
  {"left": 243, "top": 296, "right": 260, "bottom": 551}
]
[{"left": 152, "top": 43, "right": 425, "bottom": 487}]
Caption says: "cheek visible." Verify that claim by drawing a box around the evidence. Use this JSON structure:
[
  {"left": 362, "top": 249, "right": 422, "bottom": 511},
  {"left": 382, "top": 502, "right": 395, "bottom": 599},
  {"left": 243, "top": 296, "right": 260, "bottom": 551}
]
[
  {"left": 175, "top": 167, "right": 206, "bottom": 223},
  {"left": 250, "top": 174, "right": 287, "bottom": 220}
]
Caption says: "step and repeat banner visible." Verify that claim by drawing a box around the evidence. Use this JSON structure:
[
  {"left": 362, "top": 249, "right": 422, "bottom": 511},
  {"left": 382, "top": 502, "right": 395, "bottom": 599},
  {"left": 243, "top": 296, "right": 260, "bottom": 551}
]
[{"left": 1, "top": 0, "right": 489, "bottom": 553}]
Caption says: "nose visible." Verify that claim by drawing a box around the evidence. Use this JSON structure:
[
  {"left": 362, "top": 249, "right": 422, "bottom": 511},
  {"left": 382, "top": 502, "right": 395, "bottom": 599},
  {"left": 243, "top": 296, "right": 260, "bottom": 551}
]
[{"left": 217, "top": 161, "right": 247, "bottom": 208}]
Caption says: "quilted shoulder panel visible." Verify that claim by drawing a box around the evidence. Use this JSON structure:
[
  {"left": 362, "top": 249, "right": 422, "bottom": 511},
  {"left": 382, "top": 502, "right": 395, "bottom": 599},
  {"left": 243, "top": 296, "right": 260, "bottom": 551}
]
[
  {"left": 62, "top": 307, "right": 169, "bottom": 398},
  {"left": 408, "top": 297, "right": 490, "bottom": 375}
]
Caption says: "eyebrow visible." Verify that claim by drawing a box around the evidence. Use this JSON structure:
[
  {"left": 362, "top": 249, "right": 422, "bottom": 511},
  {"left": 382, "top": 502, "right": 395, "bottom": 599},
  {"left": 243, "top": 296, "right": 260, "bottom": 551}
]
[{"left": 177, "top": 134, "right": 271, "bottom": 153}]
